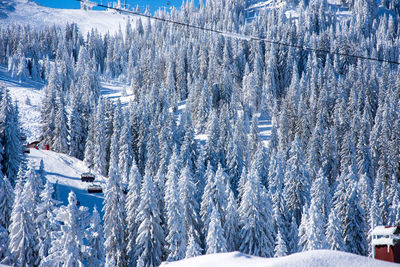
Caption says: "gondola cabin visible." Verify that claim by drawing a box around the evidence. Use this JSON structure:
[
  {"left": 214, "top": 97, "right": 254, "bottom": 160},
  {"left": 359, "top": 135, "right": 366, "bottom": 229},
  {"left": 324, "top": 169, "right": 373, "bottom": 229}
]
[
  {"left": 88, "top": 184, "right": 102, "bottom": 193},
  {"left": 371, "top": 225, "right": 400, "bottom": 263},
  {"left": 81, "top": 172, "right": 95, "bottom": 182}
]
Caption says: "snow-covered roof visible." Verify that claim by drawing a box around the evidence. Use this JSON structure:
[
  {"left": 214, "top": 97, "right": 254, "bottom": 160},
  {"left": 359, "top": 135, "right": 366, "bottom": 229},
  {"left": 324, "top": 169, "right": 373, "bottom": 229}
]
[
  {"left": 371, "top": 226, "right": 400, "bottom": 236},
  {"left": 372, "top": 238, "right": 398, "bottom": 247}
]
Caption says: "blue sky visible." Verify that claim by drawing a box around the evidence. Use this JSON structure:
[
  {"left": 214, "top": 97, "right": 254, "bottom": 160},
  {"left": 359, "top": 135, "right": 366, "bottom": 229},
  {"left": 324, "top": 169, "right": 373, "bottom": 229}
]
[{"left": 34, "top": 0, "right": 197, "bottom": 14}]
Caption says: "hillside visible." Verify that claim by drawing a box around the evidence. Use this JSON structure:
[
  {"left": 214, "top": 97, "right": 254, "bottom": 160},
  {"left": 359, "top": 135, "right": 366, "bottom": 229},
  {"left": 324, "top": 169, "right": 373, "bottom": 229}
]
[
  {"left": 0, "top": 0, "right": 135, "bottom": 34},
  {"left": 160, "top": 251, "right": 398, "bottom": 267}
]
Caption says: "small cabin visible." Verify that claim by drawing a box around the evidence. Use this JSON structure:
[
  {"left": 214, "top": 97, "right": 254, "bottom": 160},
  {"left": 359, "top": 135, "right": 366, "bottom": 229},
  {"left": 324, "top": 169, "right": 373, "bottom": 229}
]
[
  {"left": 28, "top": 141, "right": 40, "bottom": 149},
  {"left": 371, "top": 225, "right": 400, "bottom": 263},
  {"left": 81, "top": 173, "right": 95, "bottom": 183}
]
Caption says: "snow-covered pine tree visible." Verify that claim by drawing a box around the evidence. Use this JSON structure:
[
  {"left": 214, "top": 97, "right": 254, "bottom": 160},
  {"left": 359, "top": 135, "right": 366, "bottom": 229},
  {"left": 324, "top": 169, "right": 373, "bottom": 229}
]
[
  {"left": 274, "top": 229, "right": 288, "bottom": 257},
  {"left": 283, "top": 135, "right": 311, "bottom": 225},
  {"left": 206, "top": 203, "right": 227, "bottom": 254},
  {"left": 86, "top": 207, "right": 105, "bottom": 267},
  {"left": 0, "top": 225, "right": 10, "bottom": 262},
  {"left": 118, "top": 113, "right": 133, "bottom": 182},
  {"left": 239, "top": 167, "right": 275, "bottom": 257},
  {"left": 69, "top": 91, "right": 86, "bottom": 160},
  {"left": 52, "top": 91, "right": 69, "bottom": 153},
  {"left": 165, "top": 149, "right": 186, "bottom": 261},
  {"left": 36, "top": 181, "right": 60, "bottom": 262},
  {"left": 178, "top": 165, "right": 202, "bottom": 256},
  {"left": 44, "top": 191, "right": 89, "bottom": 266},
  {"left": 0, "top": 88, "right": 24, "bottom": 185},
  {"left": 103, "top": 158, "right": 125, "bottom": 267},
  {"left": 305, "top": 199, "right": 328, "bottom": 250},
  {"left": 94, "top": 99, "right": 108, "bottom": 176},
  {"left": 343, "top": 182, "right": 368, "bottom": 256},
  {"left": 0, "top": 175, "right": 14, "bottom": 230},
  {"left": 326, "top": 207, "right": 345, "bottom": 251},
  {"left": 125, "top": 160, "right": 142, "bottom": 266},
  {"left": 8, "top": 182, "right": 37, "bottom": 267},
  {"left": 135, "top": 169, "right": 164, "bottom": 267}
]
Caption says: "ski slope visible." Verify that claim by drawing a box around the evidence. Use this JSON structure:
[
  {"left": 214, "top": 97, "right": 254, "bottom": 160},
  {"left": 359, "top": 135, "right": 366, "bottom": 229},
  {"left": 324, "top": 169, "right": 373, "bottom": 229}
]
[
  {"left": 0, "top": 0, "right": 136, "bottom": 35},
  {"left": 161, "top": 251, "right": 398, "bottom": 267},
  {"left": 27, "top": 148, "right": 106, "bottom": 216}
]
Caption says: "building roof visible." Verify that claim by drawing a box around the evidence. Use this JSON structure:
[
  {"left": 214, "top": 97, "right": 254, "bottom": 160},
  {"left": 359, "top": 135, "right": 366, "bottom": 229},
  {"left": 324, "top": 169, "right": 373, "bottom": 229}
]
[{"left": 371, "top": 226, "right": 400, "bottom": 236}]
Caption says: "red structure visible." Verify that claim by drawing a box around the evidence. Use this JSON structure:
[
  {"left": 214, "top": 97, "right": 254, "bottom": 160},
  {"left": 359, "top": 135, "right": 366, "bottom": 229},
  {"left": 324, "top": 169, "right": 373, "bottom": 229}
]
[{"left": 371, "top": 226, "right": 400, "bottom": 263}]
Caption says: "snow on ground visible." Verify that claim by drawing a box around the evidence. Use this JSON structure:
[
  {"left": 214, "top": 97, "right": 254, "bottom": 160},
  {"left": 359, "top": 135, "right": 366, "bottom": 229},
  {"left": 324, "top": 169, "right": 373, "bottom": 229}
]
[
  {"left": 161, "top": 250, "right": 398, "bottom": 267},
  {"left": 27, "top": 149, "right": 105, "bottom": 216},
  {"left": 0, "top": 0, "right": 137, "bottom": 35},
  {"left": 0, "top": 64, "right": 44, "bottom": 143},
  {"left": 101, "top": 79, "right": 135, "bottom": 105}
]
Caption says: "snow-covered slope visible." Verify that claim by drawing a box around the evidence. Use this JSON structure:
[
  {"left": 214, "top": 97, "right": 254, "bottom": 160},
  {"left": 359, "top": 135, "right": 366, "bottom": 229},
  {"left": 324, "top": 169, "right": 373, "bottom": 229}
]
[
  {"left": 0, "top": 0, "right": 135, "bottom": 35},
  {"left": 27, "top": 149, "right": 105, "bottom": 215},
  {"left": 161, "top": 251, "right": 398, "bottom": 267}
]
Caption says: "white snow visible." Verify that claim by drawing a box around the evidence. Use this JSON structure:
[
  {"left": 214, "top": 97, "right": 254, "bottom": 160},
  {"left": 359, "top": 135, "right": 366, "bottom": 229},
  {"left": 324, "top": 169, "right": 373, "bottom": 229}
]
[
  {"left": 371, "top": 226, "right": 400, "bottom": 236},
  {"left": 0, "top": 0, "right": 137, "bottom": 35},
  {"left": 161, "top": 250, "right": 399, "bottom": 267},
  {"left": 27, "top": 148, "right": 106, "bottom": 216},
  {"left": 0, "top": 64, "right": 43, "bottom": 143}
]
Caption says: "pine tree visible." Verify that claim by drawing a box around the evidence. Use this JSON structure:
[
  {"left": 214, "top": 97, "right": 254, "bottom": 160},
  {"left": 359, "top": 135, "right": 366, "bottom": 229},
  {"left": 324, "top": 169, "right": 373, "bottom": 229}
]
[
  {"left": 125, "top": 160, "right": 142, "bottom": 266},
  {"left": 165, "top": 149, "right": 186, "bottom": 261},
  {"left": 52, "top": 91, "right": 69, "bottom": 153},
  {"left": 94, "top": 99, "right": 107, "bottom": 176},
  {"left": 69, "top": 92, "right": 86, "bottom": 160},
  {"left": 239, "top": 167, "right": 275, "bottom": 257},
  {"left": 178, "top": 165, "right": 202, "bottom": 256},
  {"left": 0, "top": 176, "right": 14, "bottom": 230},
  {"left": 8, "top": 182, "right": 38, "bottom": 267},
  {"left": 86, "top": 207, "right": 105, "bottom": 267},
  {"left": 224, "top": 190, "right": 239, "bottom": 252},
  {"left": 118, "top": 114, "right": 133, "bottom": 181},
  {"left": 0, "top": 225, "right": 9, "bottom": 262},
  {"left": 44, "top": 191, "right": 89, "bottom": 266},
  {"left": 206, "top": 204, "right": 227, "bottom": 254},
  {"left": 36, "top": 181, "right": 59, "bottom": 262},
  {"left": 135, "top": 170, "right": 164, "bottom": 267},
  {"left": 185, "top": 226, "right": 202, "bottom": 258},
  {"left": 305, "top": 199, "right": 328, "bottom": 250},
  {"left": 343, "top": 183, "right": 368, "bottom": 256},
  {"left": 274, "top": 229, "right": 288, "bottom": 257},
  {"left": 326, "top": 208, "right": 345, "bottom": 251},
  {"left": 1, "top": 88, "right": 24, "bottom": 185},
  {"left": 103, "top": 159, "right": 125, "bottom": 267},
  {"left": 283, "top": 135, "right": 310, "bottom": 225}
]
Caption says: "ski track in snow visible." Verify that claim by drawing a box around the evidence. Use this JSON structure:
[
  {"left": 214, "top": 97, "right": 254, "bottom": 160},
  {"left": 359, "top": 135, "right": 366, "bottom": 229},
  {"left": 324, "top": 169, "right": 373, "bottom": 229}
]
[{"left": 27, "top": 149, "right": 106, "bottom": 217}]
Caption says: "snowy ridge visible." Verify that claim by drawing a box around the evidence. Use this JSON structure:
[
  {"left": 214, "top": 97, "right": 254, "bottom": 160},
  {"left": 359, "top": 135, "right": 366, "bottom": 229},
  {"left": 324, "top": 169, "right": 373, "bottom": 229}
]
[
  {"left": 161, "top": 250, "right": 398, "bottom": 267},
  {"left": 0, "top": 0, "right": 135, "bottom": 34}
]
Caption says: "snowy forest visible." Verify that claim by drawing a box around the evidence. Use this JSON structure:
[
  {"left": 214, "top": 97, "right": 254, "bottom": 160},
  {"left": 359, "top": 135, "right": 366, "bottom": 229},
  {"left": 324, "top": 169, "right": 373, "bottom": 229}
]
[{"left": 1, "top": 0, "right": 400, "bottom": 266}]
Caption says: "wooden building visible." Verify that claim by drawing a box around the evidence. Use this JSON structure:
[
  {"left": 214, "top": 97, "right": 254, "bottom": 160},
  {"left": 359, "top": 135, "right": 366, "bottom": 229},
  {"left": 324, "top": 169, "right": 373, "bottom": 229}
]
[{"left": 371, "top": 225, "right": 400, "bottom": 263}]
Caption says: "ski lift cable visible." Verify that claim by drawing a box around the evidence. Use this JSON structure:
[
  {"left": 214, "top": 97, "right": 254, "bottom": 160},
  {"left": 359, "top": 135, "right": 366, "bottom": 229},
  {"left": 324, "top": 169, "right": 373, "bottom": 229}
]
[{"left": 76, "top": 0, "right": 400, "bottom": 65}]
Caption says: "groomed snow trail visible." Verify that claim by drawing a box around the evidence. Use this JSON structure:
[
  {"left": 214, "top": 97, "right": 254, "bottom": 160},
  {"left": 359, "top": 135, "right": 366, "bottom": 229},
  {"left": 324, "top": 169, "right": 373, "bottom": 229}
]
[{"left": 27, "top": 149, "right": 106, "bottom": 216}]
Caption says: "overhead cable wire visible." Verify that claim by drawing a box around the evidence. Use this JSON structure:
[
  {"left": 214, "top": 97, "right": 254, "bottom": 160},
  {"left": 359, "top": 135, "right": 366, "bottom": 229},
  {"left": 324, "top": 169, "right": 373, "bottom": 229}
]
[{"left": 76, "top": 0, "right": 400, "bottom": 65}]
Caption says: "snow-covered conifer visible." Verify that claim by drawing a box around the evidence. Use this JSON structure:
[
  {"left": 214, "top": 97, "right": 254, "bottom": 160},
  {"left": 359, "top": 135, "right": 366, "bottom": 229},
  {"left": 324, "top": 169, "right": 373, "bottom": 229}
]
[
  {"left": 36, "top": 181, "right": 59, "bottom": 262},
  {"left": 206, "top": 204, "right": 227, "bottom": 254},
  {"left": 86, "top": 207, "right": 105, "bottom": 267},
  {"left": 239, "top": 167, "right": 275, "bottom": 257},
  {"left": 135, "top": 170, "right": 164, "bottom": 267},
  {"left": 125, "top": 160, "right": 142, "bottom": 266},
  {"left": 165, "top": 151, "right": 186, "bottom": 261},
  {"left": 103, "top": 159, "right": 125, "bottom": 267},
  {"left": 274, "top": 229, "right": 288, "bottom": 257}
]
